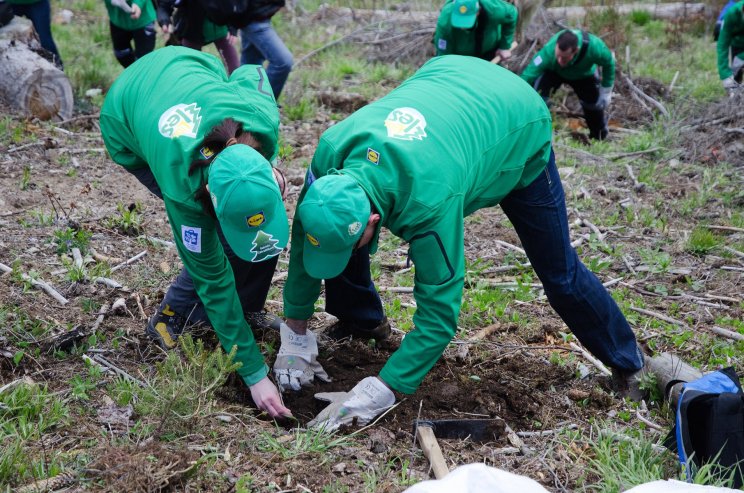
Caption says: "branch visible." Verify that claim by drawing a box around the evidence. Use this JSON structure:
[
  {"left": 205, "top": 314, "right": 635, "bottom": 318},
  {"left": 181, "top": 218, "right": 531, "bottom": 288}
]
[
  {"left": 110, "top": 250, "right": 147, "bottom": 272},
  {"left": 622, "top": 74, "right": 669, "bottom": 117}
]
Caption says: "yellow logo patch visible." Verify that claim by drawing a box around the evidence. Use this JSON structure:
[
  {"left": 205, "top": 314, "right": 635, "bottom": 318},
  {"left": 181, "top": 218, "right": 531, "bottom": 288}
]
[
  {"left": 246, "top": 212, "right": 265, "bottom": 228},
  {"left": 200, "top": 146, "right": 215, "bottom": 159},
  {"left": 366, "top": 148, "right": 380, "bottom": 165},
  {"left": 459, "top": 5, "right": 468, "bottom": 13},
  {"left": 307, "top": 233, "right": 320, "bottom": 247}
]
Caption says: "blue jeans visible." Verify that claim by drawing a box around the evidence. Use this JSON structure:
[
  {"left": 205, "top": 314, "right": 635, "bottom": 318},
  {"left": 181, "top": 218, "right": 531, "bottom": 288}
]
[
  {"left": 11, "top": 0, "right": 63, "bottom": 69},
  {"left": 239, "top": 20, "right": 292, "bottom": 99},
  {"left": 325, "top": 150, "right": 643, "bottom": 371}
]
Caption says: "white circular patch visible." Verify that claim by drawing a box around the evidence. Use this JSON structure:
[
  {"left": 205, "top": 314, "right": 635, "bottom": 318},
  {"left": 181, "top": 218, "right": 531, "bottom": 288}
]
[{"left": 384, "top": 107, "right": 428, "bottom": 141}]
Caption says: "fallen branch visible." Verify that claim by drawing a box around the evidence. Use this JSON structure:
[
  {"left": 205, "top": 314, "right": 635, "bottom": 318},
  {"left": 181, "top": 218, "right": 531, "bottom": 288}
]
[
  {"left": 494, "top": 239, "right": 526, "bottom": 256},
  {"left": 624, "top": 163, "right": 646, "bottom": 192},
  {"left": 139, "top": 235, "right": 175, "bottom": 249},
  {"left": 723, "top": 246, "right": 744, "bottom": 259},
  {"left": 516, "top": 423, "right": 579, "bottom": 437},
  {"left": 703, "top": 225, "right": 744, "bottom": 233},
  {"left": 21, "top": 273, "right": 68, "bottom": 304},
  {"left": 723, "top": 127, "right": 744, "bottom": 134},
  {"left": 622, "top": 74, "right": 669, "bottom": 117},
  {"left": 569, "top": 342, "right": 611, "bottom": 376},
  {"left": 710, "top": 326, "right": 744, "bottom": 342},
  {"left": 110, "top": 250, "right": 147, "bottom": 272},
  {"left": 71, "top": 247, "right": 84, "bottom": 268},
  {"left": 455, "top": 323, "right": 501, "bottom": 362},
  {"left": 504, "top": 421, "right": 533, "bottom": 456},
  {"left": 608, "top": 147, "right": 663, "bottom": 160},
  {"left": 93, "top": 277, "right": 122, "bottom": 289},
  {"left": 629, "top": 306, "right": 688, "bottom": 328},
  {"left": 378, "top": 286, "right": 414, "bottom": 293},
  {"left": 635, "top": 410, "right": 664, "bottom": 431},
  {"left": 90, "top": 353, "right": 146, "bottom": 387}
]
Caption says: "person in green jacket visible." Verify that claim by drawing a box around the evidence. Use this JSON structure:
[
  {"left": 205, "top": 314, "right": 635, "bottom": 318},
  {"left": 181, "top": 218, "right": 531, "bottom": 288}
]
[
  {"left": 104, "top": 0, "right": 157, "bottom": 67},
  {"left": 280, "top": 55, "right": 645, "bottom": 430},
  {"left": 100, "top": 47, "right": 291, "bottom": 418},
  {"left": 521, "top": 29, "right": 615, "bottom": 140},
  {"left": 717, "top": 0, "right": 744, "bottom": 94},
  {"left": 7, "top": 0, "right": 62, "bottom": 68},
  {"left": 433, "top": 0, "right": 517, "bottom": 62}
]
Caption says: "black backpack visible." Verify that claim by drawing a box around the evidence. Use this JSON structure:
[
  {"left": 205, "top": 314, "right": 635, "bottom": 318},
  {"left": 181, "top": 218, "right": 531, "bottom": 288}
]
[
  {"left": 665, "top": 367, "right": 744, "bottom": 487},
  {"left": 0, "top": 1, "right": 14, "bottom": 28},
  {"left": 197, "top": 0, "right": 285, "bottom": 28}
]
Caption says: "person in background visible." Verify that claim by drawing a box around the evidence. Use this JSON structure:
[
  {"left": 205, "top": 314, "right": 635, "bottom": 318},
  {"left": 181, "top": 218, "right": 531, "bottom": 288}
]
[
  {"left": 716, "top": 0, "right": 744, "bottom": 94},
  {"left": 714, "top": 0, "right": 737, "bottom": 41},
  {"left": 7, "top": 0, "right": 63, "bottom": 68},
  {"left": 100, "top": 47, "right": 291, "bottom": 418},
  {"left": 104, "top": 0, "right": 156, "bottom": 68},
  {"left": 157, "top": 0, "right": 239, "bottom": 74},
  {"left": 433, "top": 0, "right": 517, "bottom": 63},
  {"left": 280, "top": 55, "right": 646, "bottom": 430},
  {"left": 239, "top": 0, "right": 292, "bottom": 100},
  {"left": 521, "top": 29, "right": 615, "bottom": 140}
]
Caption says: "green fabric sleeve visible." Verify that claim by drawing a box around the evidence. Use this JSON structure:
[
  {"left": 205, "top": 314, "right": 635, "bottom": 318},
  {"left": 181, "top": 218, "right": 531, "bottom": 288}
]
[
  {"left": 98, "top": 113, "right": 148, "bottom": 170},
  {"left": 520, "top": 44, "right": 551, "bottom": 85},
  {"left": 379, "top": 198, "right": 465, "bottom": 394},
  {"left": 433, "top": 11, "right": 453, "bottom": 56},
  {"left": 496, "top": 2, "right": 518, "bottom": 50},
  {"left": 162, "top": 197, "right": 267, "bottom": 385},
  {"left": 593, "top": 38, "right": 616, "bottom": 87},
  {"left": 718, "top": 17, "right": 735, "bottom": 79}
]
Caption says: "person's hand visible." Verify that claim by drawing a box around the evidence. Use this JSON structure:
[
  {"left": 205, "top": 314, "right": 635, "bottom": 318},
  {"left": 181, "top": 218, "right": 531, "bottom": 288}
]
[
  {"left": 157, "top": 9, "right": 171, "bottom": 31},
  {"left": 249, "top": 376, "right": 292, "bottom": 418},
  {"left": 130, "top": 3, "right": 141, "bottom": 20},
  {"left": 273, "top": 167, "right": 287, "bottom": 200},
  {"left": 494, "top": 49, "right": 512, "bottom": 63},
  {"left": 110, "top": 0, "right": 133, "bottom": 14},
  {"left": 307, "top": 376, "right": 395, "bottom": 431},
  {"left": 273, "top": 323, "right": 330, "bottom": 392},
  {"left": 598, "top": 86, "right": 613, "bottom": 109}
]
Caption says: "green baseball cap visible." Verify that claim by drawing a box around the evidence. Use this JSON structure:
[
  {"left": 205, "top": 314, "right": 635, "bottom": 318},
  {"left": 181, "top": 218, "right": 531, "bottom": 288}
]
[
  {"left": 299, "top": 174, "right": 370, "bottom": 279},
  {"left": 209, "top": 144, "right": 288, "bottom": 262},
  {"left": 451, "top": 0, "right": 478, "bottom": 29}
]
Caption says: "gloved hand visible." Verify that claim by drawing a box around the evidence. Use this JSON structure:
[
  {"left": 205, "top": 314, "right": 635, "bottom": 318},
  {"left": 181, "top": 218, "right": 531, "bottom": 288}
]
[
  {"left": 723, "top": 76, "right": 740, "bottom": 91},
  {"left": 110, "top": 0, "right": 133, "bottom": 14},
  {"left": 156, "top": 8, "right": 171, "bottom": 30},
  {"left": 273, "top": 323, "right": 330, "bottom": 392},
  {"left": 307, "top": 376, "right": 396, "bottom": 431},
  {"left": 598, "top": 86, "right": 613, "bottom": 109}
]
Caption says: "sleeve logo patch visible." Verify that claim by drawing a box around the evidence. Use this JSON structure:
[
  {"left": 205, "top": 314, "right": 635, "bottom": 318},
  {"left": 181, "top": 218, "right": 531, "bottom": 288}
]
[
  {"left": 305, "top": 168, "right": 317, "bottom": 187},
  {"left": 306, "top": 233, "right": 320, "bottom": 247},
  {"left": 533, "top": 55, "right": 543, "bottom": 66},
  {"left": 366, "top": 148, "right": 381, "bottom": 165},
  {"left": 158, "top": 103, "right": 202, "bottom": 139},
  {"left": 199, "top": 146, "right": 214, "bottom": 159},
  {"left": 181, "top": 226, "right": 202, "bottom": 253},
  {"left": 246, "top": 211, "right": 265, "bottom": 228},
  {"left": 384, "top": 107, "right": 428, "bottom": 141},
  {"left": 437, "top": 39, "right": 447, "bottom": 50},
  {"left": 348, "top": 221, "right": 362, "bottom": 236}
]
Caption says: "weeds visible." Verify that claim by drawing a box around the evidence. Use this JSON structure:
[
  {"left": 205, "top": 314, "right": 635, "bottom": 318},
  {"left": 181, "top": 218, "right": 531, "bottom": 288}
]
[
  {"left": 257, "top": 426, "right": 351, "bottom": 459},
  {"left": 52, "top": 227, "right": 92, "bottom": 254},
  {"left": 686, "top": 226, "right": 720, "bottom": 256},
  {"left": 105, "top": 202, "right": 144, "bottom": 236}
]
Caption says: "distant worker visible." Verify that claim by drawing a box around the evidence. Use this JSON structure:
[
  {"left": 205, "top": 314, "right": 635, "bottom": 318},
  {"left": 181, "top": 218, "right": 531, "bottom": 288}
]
[
  {"left": 521, "top": 29, "right": 615, "bottom": 140},
  {"left": 104, "top": 0, "right": 156, "bottom": 68},
  {"left": 716, "top": 0, "right": 744, "bottom": 94},
  {"left": 433, "top": 0, "right": 518, "bottom": 63},
  {"left": 714, "top": 0, "right": 737, "bottom": 41},
  {"left": 7, "top": 0, "right": 63, "bottom": 68}
]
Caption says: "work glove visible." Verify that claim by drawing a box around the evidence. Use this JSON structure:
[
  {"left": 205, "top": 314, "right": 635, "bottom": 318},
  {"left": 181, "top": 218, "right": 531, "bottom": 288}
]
[
  {"left": 110, "top": 0, "right": 133, "bottom": 13},
  {"left": 597, "top": 86, "right": 613, "bottom": 110},
  {"left": 723, "top": 76, "right": 740, "bottom": 91},
  {"left": 307, "top": 376, "right": 396, "bottom": 431},
  {"left": 156, "top": 8, "right": 171, "bottom": 29},
  {"left": 273, "top": 323, "right": 330, "bottom": 392}
]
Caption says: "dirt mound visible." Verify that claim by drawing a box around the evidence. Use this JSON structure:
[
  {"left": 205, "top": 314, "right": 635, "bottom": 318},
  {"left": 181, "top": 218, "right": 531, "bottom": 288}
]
[{"left": 680, "top": 91, "right": 744, "bottom": 165}]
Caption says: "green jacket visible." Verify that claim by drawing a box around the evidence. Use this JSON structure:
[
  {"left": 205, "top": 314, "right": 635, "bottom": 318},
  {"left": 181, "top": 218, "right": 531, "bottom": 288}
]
[
  {"left": 717, "top": 1, "right": 744, "bottom": 79},
  {"left": 100, "top": 47, "right": 280, "bottom": 386},
  {"left": 433, "top": 0, "right": 517, "bottom": 59},
  {"left": 6, "top": 0, "right": 38, "bottom": 5},
  {"left": 521, "top": 29, "right": 615, "bottom": 88},
  {"left": 284, "top": 55, "right": 552, "bottom": 394},
  {"left": 104, "top": 0, "right": 156, "bottom": 30}
]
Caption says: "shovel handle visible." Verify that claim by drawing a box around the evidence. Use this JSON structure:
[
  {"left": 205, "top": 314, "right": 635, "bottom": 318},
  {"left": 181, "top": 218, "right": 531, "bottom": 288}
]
[{"left": 416, "top": 425, "right": 449, "bottom": 479}]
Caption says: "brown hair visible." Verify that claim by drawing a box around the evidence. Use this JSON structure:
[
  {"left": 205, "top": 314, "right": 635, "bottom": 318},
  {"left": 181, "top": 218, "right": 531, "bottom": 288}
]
[{"left": 189, "top": 118, "right": 263, "bottom": 218}]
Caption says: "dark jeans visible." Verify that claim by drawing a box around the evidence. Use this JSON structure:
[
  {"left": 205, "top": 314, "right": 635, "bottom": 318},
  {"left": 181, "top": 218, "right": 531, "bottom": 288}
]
[
  {"left": 534, "top": 71, "right": 607, "bottom": 140},
  {"left": 11, "top": 0, "right": 63, "bottom": 69},
  {"left": 240, "top": 20, "right": 293, "bottom": 99},
  {"left": 325, "top": 150, "right": 643, "bottom": 372},
  {"left": 109, "top": 22, "right": 156, "bottom": 68},
  {"left": 127, "top": 167, "right": 277, "bottom": 324}
]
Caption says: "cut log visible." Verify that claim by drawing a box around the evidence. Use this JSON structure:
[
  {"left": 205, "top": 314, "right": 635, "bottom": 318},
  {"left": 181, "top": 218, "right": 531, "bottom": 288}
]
[{"left": 0, "top": 17, "right": 73, "bottom": 121}]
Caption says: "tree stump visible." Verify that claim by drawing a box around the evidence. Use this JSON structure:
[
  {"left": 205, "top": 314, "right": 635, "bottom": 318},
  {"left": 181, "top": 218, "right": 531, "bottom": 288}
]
[{"left": 0, "top": 17, "right": 73, "bottom": 120}]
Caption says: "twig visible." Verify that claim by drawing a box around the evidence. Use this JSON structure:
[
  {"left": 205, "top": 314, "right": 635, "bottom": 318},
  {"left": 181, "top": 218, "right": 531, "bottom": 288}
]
[
  {"left": 622, "top": 74, "right": 669, "bottom": 117},
  {"left": 90, "top": 248, "right": 122, "bottom": 264},
  {"left": 494, "top": 239, "right": 526, "bottom": 256},
  {"left": 90, "top": 354, "right": 146, "bottom": 387},
  {"left": 629, "top": 306, "right": 688, "bottom": 328},
  {"left": 516, "top": 424, "right": 579, "bottom": 437},
  {"left": 635, "top": 410, "right": 664, "bottom": 431},
  {"left": 569, "top": 342, "right": 611, "bottom": 376},
  {"left": 723, "top": 246, "right": 744, "bottom": 259},
  {"left": 504, "top": 421, "right": 533, "bottom": 455},
  {"left": 624, "top": 163, "right": 646, "bottom": 192},
  {"left": 347, "top": 400, "right": 403, "bottom": 438},
  {"left": 21, "top": 273, "right": 68, "bottom": 305},
  {"left": 723, "top": 127, "right": 744, "bottom": 134},
  {"left": 93, "top": 277, "right": 123, "bottom": 289},
  {"left": 91, "top": 303, "right": 110, "bottom": 333},
  {"left": 378, "top": 286, "right": 414, "bottom": 293},
  {"left": 703, "top": 225, "right": 744, "bottom": 233},
  {"left": 608, "top": 147, "right": 663, "bottom": 160},
  {"left": 294, "top": 24, "right": 371, "bottom": 67},
  {"left": 71, "top": 248, "right": 84, "bottom": 269},
  {"left": 710, "top": 326, "right": 744, "bottom": 342},
  {"left": 0, "top": 376, "right": 34, "bottom": 395},
  {"left": 0, "top": 262, "right": 11, "bottom": 274},
  {"left": 139, "top": 235, "right": 175, "bottom": 249},
  {"left": 8, "top": 142, "right": 46, "bottom": 153},
  {"left": 110, "top": 250, "right": 147, "bottom": 272}
]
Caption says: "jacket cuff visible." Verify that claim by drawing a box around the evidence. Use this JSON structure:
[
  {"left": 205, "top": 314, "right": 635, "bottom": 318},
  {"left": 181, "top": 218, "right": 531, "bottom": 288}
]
[
  {"left": 283, "top": 300, "right": 316, "bottom": 321},
  {"left": 239, "top": 363, "right": 269, "bottom": 387}
]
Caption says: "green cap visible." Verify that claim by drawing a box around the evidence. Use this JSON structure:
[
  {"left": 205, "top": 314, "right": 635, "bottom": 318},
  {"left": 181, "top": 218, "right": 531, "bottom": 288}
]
[
  {"left": 299, "top": 174, "right": 370, "bottom": 279},
  {"left": 451, "top": 0, "right": 478, "bottom": 29},
  {"left": 209, "top": 144, "right": 288, "bottom": 262}
]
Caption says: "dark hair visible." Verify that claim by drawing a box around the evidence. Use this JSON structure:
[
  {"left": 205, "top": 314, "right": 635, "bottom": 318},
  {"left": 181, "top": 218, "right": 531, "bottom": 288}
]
[
  {"left": 556, "top": 30, "right": 579, "bottom": 51},
  {"left": 189, "top": 118, "right": 263, "bottom": 218}
]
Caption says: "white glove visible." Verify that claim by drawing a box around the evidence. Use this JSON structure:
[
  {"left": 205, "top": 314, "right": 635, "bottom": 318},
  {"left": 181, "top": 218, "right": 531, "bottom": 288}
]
[
  {"left": 110, "top": 0, "right": 133, "bottom": 14},
  {"left": 273, "top": 323, "right": 330, "bottom": 392},
  {"left": 723, "top": 76, "right": 740, "bottom": 90},
  {"left": 598, "top": 86, "right": 613, "bottom": 109},
  {"left": 307, "top": 376, "right": 395, "bottom": 431}
]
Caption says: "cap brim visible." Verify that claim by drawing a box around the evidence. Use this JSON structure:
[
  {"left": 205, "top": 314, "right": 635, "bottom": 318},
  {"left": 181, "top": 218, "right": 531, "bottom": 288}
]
[
  {"left": 303, "top": 239, "right": 354, "bottom": 280},
  {"left": 452, "top": 13, "right": 476, "bottom": 29},
  {"left": 223, "top": 198, "right": 289, "bottom": 262}
]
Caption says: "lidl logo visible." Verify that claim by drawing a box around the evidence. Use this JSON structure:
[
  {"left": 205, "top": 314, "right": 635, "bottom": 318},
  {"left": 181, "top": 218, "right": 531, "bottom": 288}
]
[
  {"left": 307, "top": 233, "right": 320, "bottom": 247},
  {"left": 159, "top": 103, "right": 202, "bottom": 139},
  {"left": 246, "top": 211, "right": 265, "bottom": 228},
  {"left": 199, "top": 146, "right": 214, "bottom": 159},
  {"left": 384, "top": 107, "right": 428, "bottom": 141},
  {"left": 348, "top": 221, "right": 362, "bottom": 236},
  {"left": 366, "top": 148, "right": 380, "bottom": 165},
  {"left": 459, "top": 5, "right": 468, "bottom": 13}
]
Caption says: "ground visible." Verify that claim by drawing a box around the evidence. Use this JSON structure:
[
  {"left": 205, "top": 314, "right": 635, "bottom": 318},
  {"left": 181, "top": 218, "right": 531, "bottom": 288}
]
[{"left": 1, "top": 5, "right": 744, "bottom": 493}]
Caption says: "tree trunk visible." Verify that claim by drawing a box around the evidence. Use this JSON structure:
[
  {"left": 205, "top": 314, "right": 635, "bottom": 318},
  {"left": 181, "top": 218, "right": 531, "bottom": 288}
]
[{"left": 0, "top": 17, "right": 73, "bottom": 121}]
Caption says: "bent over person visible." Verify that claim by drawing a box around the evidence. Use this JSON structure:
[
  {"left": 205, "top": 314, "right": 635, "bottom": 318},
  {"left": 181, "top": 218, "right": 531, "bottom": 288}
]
[
  {"left": 521, "top": 29, "right": 615, "bottom": 140},
  {"left": 433, "top": 0, "right": 517, "bottom": 62},
  {"left": 100, "top": 47, "right": 291, "bottom": 418},
  {"left": 717, "top": 0, "right": 744, "bottom": 94},
  {"left": 281, "top": 55, "right": 645, "bottom": 430}
]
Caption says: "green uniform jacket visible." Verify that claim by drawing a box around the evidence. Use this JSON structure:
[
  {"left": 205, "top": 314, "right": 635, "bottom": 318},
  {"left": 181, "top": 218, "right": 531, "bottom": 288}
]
[
  {"left": 201, "top": 19, "right": 227, "bottom": 45},
  {"left": 100, "top": 47, "right": 280, "bottom": 386},
  {"left": 284, "top": 56, "right": 552, "bottom": 394},
  {"left": 717, "top": 1, "right": 744, "bottom": 79},
  {"left": 521, "top": 29, "right": 615, "bottom": 88},
  {"left": 6, "top": 0, "right": 37, "bottom": 4},
  {"left": 433, "top": 0, "right": 517, "bottom": 59},
  {"left": 105, "top": 0, "right": 156, "bottom": 31}
]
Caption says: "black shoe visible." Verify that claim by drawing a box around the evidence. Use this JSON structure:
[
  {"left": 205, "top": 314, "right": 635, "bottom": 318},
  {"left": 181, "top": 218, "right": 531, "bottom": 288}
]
[
  {"left": 145, "top": 304, "right": 188, "bottom": 349},
  {"left": 245, "top": 311, "right": 282, "bottom": 331},
  {"left": 326, "top": 317, "right": 391, "bottom": 342}
]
